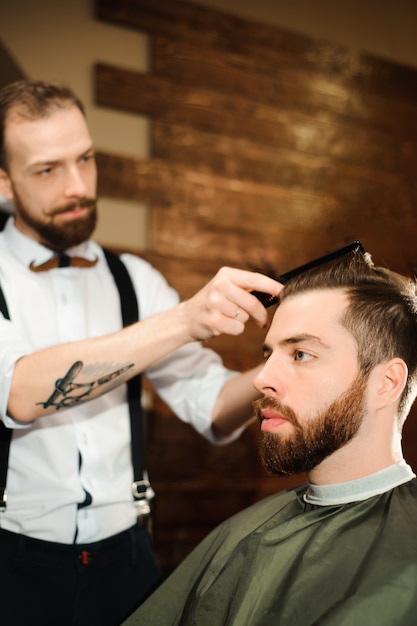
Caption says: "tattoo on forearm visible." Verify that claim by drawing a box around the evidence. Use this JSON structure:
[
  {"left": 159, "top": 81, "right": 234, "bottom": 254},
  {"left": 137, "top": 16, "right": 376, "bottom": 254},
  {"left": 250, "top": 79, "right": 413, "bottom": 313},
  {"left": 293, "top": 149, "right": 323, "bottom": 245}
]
[{"left": 37, "top": 360, "right": 134, "bottom": 410}]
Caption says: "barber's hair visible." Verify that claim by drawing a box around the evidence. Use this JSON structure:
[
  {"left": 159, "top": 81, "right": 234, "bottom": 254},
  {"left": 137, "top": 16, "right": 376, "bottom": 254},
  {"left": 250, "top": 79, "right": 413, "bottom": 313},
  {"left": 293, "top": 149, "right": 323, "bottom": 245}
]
[
  {"left": 281, "top": 248, "right": 417, "bottom": 422},
  {"left": 0, "top": 79, "right": 85, "bottom": 171}
]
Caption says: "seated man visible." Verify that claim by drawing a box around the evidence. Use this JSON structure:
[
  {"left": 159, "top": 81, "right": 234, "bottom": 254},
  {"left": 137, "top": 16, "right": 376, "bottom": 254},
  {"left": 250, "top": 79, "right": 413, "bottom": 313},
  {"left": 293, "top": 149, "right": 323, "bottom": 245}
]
[{"left": 124, "top": 245, "right": 417, "bottom": 625}]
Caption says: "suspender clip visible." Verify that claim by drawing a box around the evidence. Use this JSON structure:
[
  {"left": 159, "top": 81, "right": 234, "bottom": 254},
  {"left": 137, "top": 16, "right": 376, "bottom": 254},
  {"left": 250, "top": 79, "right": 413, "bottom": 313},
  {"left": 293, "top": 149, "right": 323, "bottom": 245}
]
[
  {"left": 132, "top": 480, "right": 151, "bottom": 527},
  {"left": 0, "top": 486, "right": 7, "bottom": 511},
  {"left": 132, "top": 479, "right": 150, "bottom": 503}
]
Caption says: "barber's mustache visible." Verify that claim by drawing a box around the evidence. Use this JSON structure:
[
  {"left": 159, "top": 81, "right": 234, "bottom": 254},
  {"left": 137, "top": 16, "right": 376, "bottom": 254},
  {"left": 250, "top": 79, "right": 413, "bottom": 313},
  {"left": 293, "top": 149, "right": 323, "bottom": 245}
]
[
  {"left": 253, "top": 397, "right": 300, "bottom": 428},
  {"left": 49, "top": 198, "right": 97, "bottom": 216}
]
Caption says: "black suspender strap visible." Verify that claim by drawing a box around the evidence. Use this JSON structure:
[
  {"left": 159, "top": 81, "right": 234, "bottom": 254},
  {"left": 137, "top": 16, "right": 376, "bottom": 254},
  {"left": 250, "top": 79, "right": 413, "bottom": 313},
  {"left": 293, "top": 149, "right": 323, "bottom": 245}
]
[
  {"left": 0, "top": 286, "right": 10, "bottom": 510},
  {"left": 0, "top": 250, "right": 149, "bottom": 518},
  {"left": 0, "top": 284, "right": 10, "bottom": 322},
  {"left": 103, "top": 249, "right": 150, "bottom": 517}
]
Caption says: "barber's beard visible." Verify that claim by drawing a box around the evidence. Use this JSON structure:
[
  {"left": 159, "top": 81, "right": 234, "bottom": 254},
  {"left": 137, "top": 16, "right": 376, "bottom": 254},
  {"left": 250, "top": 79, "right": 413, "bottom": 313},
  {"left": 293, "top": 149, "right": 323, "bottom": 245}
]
[
  {"left": 255, "top": 374, "right": 368, "bottom": 477},
  {"left": 13, "top": 188, "right": 97, "bottom": 250}
]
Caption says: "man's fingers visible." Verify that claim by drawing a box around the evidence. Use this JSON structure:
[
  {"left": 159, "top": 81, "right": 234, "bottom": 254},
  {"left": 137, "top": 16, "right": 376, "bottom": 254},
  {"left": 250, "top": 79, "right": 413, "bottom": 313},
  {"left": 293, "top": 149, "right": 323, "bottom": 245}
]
[{"left": 214, "top": 266, "right": 282, "bottom": 298}]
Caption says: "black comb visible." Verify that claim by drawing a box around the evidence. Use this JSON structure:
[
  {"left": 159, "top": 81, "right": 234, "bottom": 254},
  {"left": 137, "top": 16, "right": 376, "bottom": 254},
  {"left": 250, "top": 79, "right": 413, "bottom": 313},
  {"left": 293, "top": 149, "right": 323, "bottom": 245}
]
[{"left": 252, "top": 240, "right": 365, "bottom": 308}]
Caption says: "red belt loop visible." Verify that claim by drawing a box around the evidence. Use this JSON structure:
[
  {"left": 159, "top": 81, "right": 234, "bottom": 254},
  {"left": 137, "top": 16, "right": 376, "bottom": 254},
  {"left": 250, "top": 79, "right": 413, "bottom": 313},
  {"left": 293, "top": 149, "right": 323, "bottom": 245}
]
[{"left": 80, "top": 550, "right": 91, "bottom": 565}]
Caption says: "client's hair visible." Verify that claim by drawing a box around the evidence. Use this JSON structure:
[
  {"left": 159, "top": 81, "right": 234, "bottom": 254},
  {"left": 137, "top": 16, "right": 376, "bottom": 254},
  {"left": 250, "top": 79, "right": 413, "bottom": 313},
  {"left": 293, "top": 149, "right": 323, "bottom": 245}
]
[{"left": 281, "top": 248, "right": 417, "bottom": 422}]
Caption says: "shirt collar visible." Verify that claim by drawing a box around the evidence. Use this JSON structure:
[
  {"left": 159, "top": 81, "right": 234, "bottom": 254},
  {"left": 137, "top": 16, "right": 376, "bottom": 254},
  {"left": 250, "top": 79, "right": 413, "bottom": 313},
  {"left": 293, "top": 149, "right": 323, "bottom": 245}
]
[
  {"left": 3, "top": 217, "right": 95, "bottom": 267},
  {"left": 304, "top": 460, "right": 415, "bottom": 506}
]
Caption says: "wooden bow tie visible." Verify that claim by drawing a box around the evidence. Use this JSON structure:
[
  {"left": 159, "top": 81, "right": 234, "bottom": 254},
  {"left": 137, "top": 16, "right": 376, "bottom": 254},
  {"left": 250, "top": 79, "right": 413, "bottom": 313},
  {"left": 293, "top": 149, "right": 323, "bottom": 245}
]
[{"left": 29, "top": 253, "right": 98, "bottom": 272}]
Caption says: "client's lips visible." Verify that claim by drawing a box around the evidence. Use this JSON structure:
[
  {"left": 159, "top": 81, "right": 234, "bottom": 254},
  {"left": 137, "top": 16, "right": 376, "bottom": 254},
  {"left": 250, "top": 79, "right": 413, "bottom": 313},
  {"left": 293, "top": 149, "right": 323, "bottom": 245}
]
[{"left": 260, "top": 408, "right": 290, "bottom": 432}]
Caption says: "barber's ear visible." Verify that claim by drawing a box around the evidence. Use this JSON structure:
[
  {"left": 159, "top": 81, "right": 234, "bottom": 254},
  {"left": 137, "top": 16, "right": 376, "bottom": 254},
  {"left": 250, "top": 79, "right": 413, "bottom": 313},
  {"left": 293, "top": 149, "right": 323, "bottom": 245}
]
[
  {"left": 376, "top": 358, "right": 408, "bottom": 407},
  {"left": 0, "top": 168, "right": 13, "bottom": 200}
]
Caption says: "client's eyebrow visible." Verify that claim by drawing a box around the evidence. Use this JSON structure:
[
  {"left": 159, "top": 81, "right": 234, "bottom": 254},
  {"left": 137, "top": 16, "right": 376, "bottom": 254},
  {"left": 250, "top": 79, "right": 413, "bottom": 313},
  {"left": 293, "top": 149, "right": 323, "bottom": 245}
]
[
  {"left": 262, "top": 333, "right": 330, "bottom": 358},
  {"left": 280, "top": 333, "right": 331, "bottom": 349}
]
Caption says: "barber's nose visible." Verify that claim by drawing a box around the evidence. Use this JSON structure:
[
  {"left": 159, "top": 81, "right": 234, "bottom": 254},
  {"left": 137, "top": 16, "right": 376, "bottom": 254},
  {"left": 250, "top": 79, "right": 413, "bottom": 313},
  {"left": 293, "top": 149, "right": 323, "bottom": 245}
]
[{"left": 64, "top": 167, "right": 89, "bottom": 197}]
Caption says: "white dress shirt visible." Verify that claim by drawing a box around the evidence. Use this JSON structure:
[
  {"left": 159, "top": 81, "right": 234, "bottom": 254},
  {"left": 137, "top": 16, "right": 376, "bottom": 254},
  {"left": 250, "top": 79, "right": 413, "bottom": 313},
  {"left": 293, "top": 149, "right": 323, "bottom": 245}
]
[{"left": 0, "top": 219, "right": 238, "bottom": 543}]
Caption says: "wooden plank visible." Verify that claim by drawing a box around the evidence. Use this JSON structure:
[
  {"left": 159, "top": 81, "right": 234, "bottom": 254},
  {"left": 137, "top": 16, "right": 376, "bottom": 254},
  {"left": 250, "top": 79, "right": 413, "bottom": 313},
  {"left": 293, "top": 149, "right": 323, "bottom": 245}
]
[
  {"left": 95, "top": 64, "right": 415, "bottom": 170},
  {"left": 139, "top": 250, "right": 226, "bottom": 289},
  {"left": 96, "top": 0, "right": 417, "bottom": 101},
  {"left": 95, "top": 0, "right": 322, "bottom": 61},
  {"left": 148, "top": 206, "right": 414, "bottom": 272},
  {"left": 152, "top": 36, "right": 417, "bottom": 136},
  {"left": 145, "top": 177, "right": 417, "bottom": 273},
  {"left": 151, "top": 122, "right": 407, "bottom": 188},
  {"left": 96, "top": 150, "right": 342, "bottom": 221},
  {"left": 96, "top": 151, "right": 173, "bottom": 203}
]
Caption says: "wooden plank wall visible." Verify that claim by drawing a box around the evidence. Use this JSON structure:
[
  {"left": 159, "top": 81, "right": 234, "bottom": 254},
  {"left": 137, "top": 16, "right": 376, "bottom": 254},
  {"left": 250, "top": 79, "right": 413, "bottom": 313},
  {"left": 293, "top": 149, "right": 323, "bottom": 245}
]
[{"left": 94, "top": 0, "right": 417, "bottom": 574}]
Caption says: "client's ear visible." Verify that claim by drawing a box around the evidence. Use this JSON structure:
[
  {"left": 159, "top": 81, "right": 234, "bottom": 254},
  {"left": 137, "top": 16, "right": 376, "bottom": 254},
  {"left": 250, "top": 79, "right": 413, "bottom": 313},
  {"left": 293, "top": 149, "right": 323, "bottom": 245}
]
[{"left": 376, "top": 358, "right": 408, "bottom": 408}]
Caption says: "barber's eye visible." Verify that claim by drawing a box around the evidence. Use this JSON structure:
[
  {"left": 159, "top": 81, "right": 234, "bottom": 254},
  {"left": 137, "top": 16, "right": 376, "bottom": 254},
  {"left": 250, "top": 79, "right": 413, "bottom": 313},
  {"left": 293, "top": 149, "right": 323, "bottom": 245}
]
[{"left": 39, "top": 167, "right": 53, "bottom": 176}]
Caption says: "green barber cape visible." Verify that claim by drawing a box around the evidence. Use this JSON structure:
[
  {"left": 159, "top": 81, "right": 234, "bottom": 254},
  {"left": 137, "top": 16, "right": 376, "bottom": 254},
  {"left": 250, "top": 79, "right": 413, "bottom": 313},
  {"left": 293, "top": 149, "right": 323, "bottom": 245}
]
[{"left": 124, "top": 479, "right": 417, "bottom": 625}]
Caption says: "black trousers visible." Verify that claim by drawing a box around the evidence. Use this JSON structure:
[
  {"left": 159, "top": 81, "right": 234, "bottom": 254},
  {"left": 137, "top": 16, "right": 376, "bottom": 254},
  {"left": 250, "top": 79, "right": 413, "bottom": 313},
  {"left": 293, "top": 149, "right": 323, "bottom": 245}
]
[{"left": 0, "top": 524, "right": 162, "bottom": 626}]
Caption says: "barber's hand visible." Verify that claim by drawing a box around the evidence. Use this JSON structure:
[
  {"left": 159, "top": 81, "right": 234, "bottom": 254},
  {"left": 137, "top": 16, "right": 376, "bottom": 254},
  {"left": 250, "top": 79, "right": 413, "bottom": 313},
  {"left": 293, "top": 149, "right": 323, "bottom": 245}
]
[{"left": 180, "top": 266, "right": 283, "bottom": 342}]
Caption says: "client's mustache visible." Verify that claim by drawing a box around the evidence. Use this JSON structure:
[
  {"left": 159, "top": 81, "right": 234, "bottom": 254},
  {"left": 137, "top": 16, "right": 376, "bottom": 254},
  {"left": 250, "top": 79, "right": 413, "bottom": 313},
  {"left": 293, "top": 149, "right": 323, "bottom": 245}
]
[{"left": 253, "top": 397, "right": 300, "bottom": 429}]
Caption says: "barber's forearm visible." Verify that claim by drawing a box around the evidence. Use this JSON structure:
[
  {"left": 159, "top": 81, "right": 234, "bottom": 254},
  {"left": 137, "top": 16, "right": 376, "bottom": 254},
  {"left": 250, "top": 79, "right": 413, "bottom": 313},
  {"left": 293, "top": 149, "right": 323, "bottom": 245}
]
[
  {"left": 8, "top": 307, "right": 193, "bottom": 423},
  {"left": 210, "top": 365, "right": 262, "bottom": 438}
]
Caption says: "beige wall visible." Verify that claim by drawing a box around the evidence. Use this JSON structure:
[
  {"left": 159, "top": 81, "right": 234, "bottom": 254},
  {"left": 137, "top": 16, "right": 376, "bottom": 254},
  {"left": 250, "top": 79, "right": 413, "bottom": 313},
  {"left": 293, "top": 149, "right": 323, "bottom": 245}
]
[{"left": 2, "top": 0, "right": 416, "bottom": 248}]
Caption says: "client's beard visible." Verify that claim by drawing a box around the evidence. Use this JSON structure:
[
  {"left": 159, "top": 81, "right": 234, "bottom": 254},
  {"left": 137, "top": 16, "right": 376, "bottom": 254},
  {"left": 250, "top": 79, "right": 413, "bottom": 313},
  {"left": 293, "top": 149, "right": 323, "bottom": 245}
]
[{"left": 255, "top": 374, "right": 368, "bottom": 477}]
